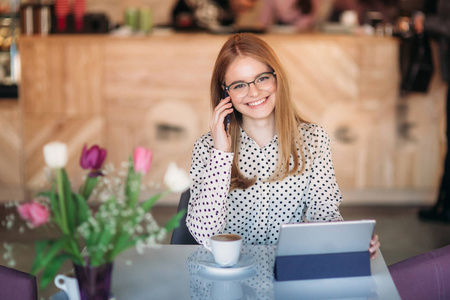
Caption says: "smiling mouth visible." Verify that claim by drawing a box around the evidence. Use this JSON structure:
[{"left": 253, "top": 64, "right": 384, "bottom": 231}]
[{"left": 247, "top": 97, "right": 268, "bottom": 107}]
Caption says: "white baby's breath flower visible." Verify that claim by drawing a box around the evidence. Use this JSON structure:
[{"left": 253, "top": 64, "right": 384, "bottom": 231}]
[
  {"left": 104, "top": 163, "right": 115, "bottom": 174},
  {"left": 4, "top": 214, "right": 15, "bottom": 229},
  {"left": 156, "top": 228, "right": 167, "bottom": 242},
  {"left": 3, "top": 242, "right": 15, "bottom": 267},
  {"left": 146, "top": 215, "right": 159, "bottom": 230},
  {"left": 144, "top": 212, "right": 155, "bottom": 222},
  {"left": 43, "top": 142, "right": 68, "bottom": 168},
  {"left": 163, "top": 162, "right": 190, "bottom": 192},
  {"left": 145, "top": 235, "right": 159, "bottom": 248},
  {"left": 136, "top": 241, "right": 145, "bottom": 254}
]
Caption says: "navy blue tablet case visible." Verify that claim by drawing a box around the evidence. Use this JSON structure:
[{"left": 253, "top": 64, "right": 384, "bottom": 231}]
[{"left": 274, "top": 221, "right": 374, "bottom": 281}]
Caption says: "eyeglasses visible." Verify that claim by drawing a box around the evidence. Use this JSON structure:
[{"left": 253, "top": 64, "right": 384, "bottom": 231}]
[{"left": 225, "top": 72, "right": 276, "bottom": 99}]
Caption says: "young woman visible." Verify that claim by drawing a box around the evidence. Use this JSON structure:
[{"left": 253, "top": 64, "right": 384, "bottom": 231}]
[{"left": 187, "top": 33, "right": 380, "bottom": 258}]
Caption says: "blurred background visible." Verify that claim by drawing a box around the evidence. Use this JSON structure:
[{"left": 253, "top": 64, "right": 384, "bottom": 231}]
[
  {"left": 1, "top": 0, "right": 450, "bottom": 298},
  {"left": 0, "top": 0, "right": 445, "bottom": 205}
]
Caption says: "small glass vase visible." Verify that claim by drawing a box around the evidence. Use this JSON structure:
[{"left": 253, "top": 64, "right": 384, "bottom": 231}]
[{"left": 74, "top": 262, "right": 113, "bottom": 300}]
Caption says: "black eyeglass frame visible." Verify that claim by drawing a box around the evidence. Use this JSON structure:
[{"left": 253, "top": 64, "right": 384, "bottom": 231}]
[{"left": 223, "top": 71, "right": 277, "bottom": 93}]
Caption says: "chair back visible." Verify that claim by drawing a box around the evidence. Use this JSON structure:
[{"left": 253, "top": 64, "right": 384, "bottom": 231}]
[
  {"left": 0, "top": 265, "right": 37, "bottom": 300},
  {"left": 388, "top": 245, "right": 450, "bottom": 300},
  {"left": 170, "top": 189, "right": 198, "bottom": 245}
]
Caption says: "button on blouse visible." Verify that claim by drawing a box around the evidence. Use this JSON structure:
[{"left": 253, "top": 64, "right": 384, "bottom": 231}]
[{"left": 187, "top": 123, "right": 343, "bottom": 245}]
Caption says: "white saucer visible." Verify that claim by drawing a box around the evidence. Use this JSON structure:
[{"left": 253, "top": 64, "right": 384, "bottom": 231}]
[{"left": 197, "top": 254, "right": 256, "bottom": 279}]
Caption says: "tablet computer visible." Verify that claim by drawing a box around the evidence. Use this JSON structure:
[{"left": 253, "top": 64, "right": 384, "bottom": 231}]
[{"left": 276, "top": 220, "right": 376, "bottom": 257}]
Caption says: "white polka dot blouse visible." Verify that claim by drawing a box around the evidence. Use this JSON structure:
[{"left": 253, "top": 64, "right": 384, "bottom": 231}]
[{"left": 186, "top": 123, "right": 343, "bottom": 245}]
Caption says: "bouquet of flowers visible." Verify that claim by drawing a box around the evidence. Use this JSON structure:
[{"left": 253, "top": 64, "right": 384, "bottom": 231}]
[{"left": 16, "top": 142, "right": 190, "bottom": 289}]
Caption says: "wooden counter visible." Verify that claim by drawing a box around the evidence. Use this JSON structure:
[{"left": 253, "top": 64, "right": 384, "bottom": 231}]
[{"left": 8, "top": 33, "right": 446, "bottom": 205}]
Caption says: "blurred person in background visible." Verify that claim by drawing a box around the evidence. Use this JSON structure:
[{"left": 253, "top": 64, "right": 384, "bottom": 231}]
[
  {"left": 329, "top": 0, "right": 397, "bottom": 24},
  {"left": 417, "top": 0, "right": 450, "bottom": 223},
  {"left": 172, "top": 0, "right": 259, "bottom": 31},
  {"left": 258, "top": 0, "right": 319, "bottom": 32}
]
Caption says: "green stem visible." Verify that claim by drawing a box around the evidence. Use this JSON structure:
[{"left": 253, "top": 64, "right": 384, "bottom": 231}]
[
  {"left": 161, "top": 190, "right": 170, "bottom": 198},
  {"left": 56, "top": 169, "right": 69, "bottom": 234},
  {"left": 69, "top": 240, "right": 84, "bottom": 266}
]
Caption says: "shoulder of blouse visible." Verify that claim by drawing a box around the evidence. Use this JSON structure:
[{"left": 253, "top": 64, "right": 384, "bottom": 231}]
[
  {"left": 298, "top": 122, "right": 328, "bottom": 136},
  {"left": 297, "top": 122, "right": 331, "bottom": 153},
  {"left": 194, "top": 131, "right": 214, "bottom": 148}
]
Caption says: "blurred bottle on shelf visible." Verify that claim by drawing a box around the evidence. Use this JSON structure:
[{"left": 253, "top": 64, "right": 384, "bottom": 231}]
[
  {"left": 123, "top": 6, "right": 153, "bottom": 34},
  {"left": 124, "top": 6, "right": 138, "bottom": 31},
  {"left": 0, "top": 0, "right": 20, "bottom": 95},
  {"left": 54, "top": 0, "right": 69, "bottom": 32},
  {"left": 139, "top": 7, "right": 153, "bottom": 34},
  {"left": 19, "top": 2, "right": 33, "bottom": 35},
  {"left": 35, "top": 1, "right": 52, "bottom": 35},
  {"left": 73, "top": 0, "right": 84, "bottom": 32},
  {"left": 20, "top": 0, "right": 52, "bottom": 36}
]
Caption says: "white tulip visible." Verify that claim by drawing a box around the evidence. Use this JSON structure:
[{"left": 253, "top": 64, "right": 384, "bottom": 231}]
[
  {"left": 43, "top": 142, "right": 68, "bottom": 169},
  {"left": 163, "top": 162, "right": 191, "bottom": 192}
]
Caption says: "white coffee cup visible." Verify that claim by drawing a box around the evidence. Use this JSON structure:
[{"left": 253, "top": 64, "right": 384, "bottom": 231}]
[
  {"left": 54, "top": 274, "right": 81, "bottom": 300},
  {"left": 204, "top": 233, "right": 242, "bottom": 267}
]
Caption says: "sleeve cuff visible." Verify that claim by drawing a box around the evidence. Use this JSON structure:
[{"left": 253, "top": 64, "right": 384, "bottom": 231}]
[{"left": 212, "top": 148, "right": 234, "bottom": 164}]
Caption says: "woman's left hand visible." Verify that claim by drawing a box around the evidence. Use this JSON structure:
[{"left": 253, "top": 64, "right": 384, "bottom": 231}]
[{"left": 369, "top": 234, "right": 380, "bottom": 259}]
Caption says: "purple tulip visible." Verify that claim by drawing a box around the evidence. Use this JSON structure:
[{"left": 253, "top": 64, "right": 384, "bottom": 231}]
[{"left": 80, "top": 144, "right": 107, "bottom": 174}]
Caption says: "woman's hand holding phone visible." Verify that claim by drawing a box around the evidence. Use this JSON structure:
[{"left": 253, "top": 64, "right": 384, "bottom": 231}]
[{"left": 211, "top": 93, "right": 233, "bottom": 152}]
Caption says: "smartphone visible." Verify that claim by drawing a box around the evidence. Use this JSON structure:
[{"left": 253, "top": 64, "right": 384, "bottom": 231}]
[{"left": 223, "top": 90, "right": 231, "bottom": 132}]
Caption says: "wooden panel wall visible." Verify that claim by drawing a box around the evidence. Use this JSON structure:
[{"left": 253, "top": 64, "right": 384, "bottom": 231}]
[
  {"left": 15, "top": 34, "right": 447, "bottom": 205},
  {"left": 0, "top": 101, "right": 24, "bottom": 201},
  {"left": 20, "top": 38, "right": 105, "bottom": 194},
  {"left": 104, "top": 36, "right": 224, "bottom": 184}
]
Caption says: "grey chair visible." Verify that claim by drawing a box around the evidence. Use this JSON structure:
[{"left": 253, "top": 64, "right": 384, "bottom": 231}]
[
  {"left": 170, "top": 189, "right": 199, "bottom": 245},
  {"left": 0, "top": 265, "right": 38, "bottom": 300}
]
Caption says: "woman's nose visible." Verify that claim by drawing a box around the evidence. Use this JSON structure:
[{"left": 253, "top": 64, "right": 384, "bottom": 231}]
[{"left": 248, "top": 82, "right": 259, "bottom": 97}]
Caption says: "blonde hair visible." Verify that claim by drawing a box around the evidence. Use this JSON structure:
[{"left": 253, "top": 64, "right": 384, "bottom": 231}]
[{"left": 210, "top": 33, "right": 307, "bottom": 190}]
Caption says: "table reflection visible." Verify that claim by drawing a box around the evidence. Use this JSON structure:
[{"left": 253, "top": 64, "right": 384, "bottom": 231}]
[
  {"left": 187, "top": 245, "right": 276, "bottom": 300},
  {"left": 187, "top": 245, "right": 381, "bottom": 300},
  {"left": 107, "top": 244, "right": 398, "bottom": 299},
  {"left": 274, "top": 276, "right": 377, "bottom": 300}
]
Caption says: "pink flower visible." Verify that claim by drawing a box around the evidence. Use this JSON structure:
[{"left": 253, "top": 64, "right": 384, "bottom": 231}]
[
  {"left": 80, "top": 144, "right": 107, "bottom": 175},
  {"left": 133, "top": 147, "right": 152, "bottom": 174},
  {"left": 17, "top": 202, "right": 50, "bottom": 228}
]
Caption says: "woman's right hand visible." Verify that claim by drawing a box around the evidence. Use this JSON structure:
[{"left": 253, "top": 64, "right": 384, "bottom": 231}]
[{"left": 210, "top": 96, "right": 233, "bottom": 152}]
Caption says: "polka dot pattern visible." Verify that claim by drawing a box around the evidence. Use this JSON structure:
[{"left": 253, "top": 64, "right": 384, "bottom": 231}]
[{"left": 186, "top": 123, "right": 343, "bottom": 245}]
